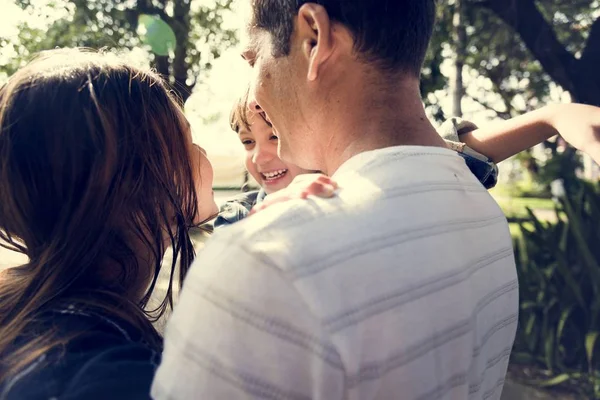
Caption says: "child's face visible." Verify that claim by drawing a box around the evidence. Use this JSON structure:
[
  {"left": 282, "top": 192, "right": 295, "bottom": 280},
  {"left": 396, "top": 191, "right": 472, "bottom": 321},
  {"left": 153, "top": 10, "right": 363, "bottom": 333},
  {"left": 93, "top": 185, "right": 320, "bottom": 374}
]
[{"left": 239, "top": 112, "right": 310, "bottom": 194}]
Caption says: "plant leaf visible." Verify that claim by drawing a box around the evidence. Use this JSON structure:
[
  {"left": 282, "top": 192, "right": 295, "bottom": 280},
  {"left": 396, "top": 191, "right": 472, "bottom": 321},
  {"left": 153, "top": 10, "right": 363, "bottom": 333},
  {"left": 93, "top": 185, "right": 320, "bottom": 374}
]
[
  {"left": 544, "top": 330, "right": 555, "bottom": 371},
  {"left": 585, "top": 331, "right": 600, "bottom": 368},
  {"left": 520, "top": 301, "right": 538, "bottom": 311},
  {"left": 554, "top": 252, "right": 586, "bottom": 308},
  {"left": 563, "top": 196, "right": 600, "bottom": 294},
  {"left": 536, "top": 373, "right": 572, "bottom": 387},
  {"left": 556, "top": 305, "right": 575, "bottom": 342}
]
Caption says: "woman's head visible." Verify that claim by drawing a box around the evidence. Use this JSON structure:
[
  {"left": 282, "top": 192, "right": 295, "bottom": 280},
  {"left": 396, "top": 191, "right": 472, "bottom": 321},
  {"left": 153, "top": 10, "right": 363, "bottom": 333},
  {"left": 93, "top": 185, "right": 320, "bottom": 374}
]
[
  {"left": 0, "top": 49, "right": 215, "bottom": 375},
  {"left": 230, "top": 89, "right": 311, "bottom": 194}
]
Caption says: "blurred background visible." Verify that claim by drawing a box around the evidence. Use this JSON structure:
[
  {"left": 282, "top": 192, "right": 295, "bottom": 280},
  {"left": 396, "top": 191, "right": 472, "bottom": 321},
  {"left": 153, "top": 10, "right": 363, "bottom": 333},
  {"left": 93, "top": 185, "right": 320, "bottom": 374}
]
[{"left": 1, "top": 0, "right": 600, "bottom": 398}]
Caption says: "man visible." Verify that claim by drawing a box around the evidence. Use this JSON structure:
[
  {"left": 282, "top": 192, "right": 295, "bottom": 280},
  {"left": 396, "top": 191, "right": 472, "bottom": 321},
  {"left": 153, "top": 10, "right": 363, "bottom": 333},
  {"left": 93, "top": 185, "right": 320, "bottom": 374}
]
[{"left": 152, "top": 1, "right": 518, "bottom": 399}]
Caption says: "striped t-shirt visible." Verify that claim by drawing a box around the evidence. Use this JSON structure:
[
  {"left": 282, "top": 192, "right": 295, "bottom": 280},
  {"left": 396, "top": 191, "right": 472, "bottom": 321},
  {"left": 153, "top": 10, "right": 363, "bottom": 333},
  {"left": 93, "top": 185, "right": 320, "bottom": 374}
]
[{"left": 152, "top": 145, "right": 518, "bottom": 400}]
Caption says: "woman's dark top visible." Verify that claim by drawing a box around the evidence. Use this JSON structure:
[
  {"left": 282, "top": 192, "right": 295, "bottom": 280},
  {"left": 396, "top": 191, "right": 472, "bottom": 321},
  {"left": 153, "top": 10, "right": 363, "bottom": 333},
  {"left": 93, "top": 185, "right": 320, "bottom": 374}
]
[{"left": 0, "top": 304, "right": 160, "bottom": 400}]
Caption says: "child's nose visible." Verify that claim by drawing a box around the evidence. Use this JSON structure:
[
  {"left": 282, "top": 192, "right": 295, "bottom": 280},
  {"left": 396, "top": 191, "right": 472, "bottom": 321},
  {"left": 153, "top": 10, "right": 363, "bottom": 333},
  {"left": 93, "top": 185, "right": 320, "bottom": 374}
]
[{"left": 252, "top": 144, "right": 275, "bottom": 165}]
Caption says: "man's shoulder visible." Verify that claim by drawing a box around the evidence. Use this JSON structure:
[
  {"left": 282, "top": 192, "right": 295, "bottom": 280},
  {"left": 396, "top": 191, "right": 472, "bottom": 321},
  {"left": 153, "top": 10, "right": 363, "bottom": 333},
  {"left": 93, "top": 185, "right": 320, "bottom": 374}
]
[
  {"left": 211, "top": 146, "right": 505, "bottom": 251},
  {"left": 206, "top": 195, "right": 344, "bottom": 268}
]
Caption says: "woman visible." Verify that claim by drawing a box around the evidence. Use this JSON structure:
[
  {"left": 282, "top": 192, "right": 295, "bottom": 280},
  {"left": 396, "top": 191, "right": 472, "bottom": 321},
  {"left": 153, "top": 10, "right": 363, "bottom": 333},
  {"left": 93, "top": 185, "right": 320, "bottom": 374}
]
[
  {"left": 0, "top": 48, "right": 218, "bottom": 399},
  {"left": 0, "top": 48, "right": 334, "bottom": 400}
]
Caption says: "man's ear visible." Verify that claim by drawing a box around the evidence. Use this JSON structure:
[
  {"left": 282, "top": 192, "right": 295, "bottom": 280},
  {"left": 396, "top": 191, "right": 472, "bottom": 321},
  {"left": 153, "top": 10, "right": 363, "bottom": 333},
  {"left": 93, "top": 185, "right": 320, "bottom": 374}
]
[{"left": 296, "top": 3, "right": 334, "bottom": 81}]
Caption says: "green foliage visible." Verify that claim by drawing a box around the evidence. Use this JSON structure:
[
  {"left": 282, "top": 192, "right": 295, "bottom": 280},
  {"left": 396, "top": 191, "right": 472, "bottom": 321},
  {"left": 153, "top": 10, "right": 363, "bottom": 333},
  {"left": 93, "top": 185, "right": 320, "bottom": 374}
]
[
  {"left": 512, "top": 180, "right": 600, "bottom": 396},
  {"left": 462, "top": 2, "right": 553, "bottom": 114},
  {"left": 535, "top": 0, "right": 598, "bottom": 56},
  {"left": 0, "top": 0, "right": 237, "bottom": 101},
  {"left": 537, "top": 142, "right": 585, "bottom": 197},
  {"left": 427, "top": 0, "right": 599, "bottom": 116}
]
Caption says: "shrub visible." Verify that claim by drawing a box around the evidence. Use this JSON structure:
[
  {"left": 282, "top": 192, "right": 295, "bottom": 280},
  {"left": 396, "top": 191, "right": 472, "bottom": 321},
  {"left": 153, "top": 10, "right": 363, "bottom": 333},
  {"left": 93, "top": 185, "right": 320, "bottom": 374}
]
[{"left": 511, "top": 180, "right": 600, "bottom": 397}]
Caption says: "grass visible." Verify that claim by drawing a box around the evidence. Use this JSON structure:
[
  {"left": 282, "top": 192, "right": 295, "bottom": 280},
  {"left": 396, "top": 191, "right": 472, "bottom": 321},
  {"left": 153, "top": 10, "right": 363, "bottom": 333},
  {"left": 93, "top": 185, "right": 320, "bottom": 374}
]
[{"left": 493, "top": 196, "right": 555, "bottom": 219}]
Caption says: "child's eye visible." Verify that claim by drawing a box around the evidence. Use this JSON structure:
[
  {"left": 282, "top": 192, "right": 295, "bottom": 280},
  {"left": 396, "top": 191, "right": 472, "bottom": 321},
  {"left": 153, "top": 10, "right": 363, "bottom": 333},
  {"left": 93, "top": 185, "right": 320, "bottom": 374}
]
[
  {"left": 241, "top": 139, "right": 255, "bottom": 149},
  {"left": 269, "top": 135, "right": 278, "bottom": 141}
]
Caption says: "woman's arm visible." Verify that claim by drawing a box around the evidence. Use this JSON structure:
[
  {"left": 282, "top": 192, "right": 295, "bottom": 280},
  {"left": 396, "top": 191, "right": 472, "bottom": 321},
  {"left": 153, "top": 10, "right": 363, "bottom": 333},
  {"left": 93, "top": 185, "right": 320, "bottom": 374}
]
[{"left": 460, "top": 103, "right": 600, "bottom": 164}]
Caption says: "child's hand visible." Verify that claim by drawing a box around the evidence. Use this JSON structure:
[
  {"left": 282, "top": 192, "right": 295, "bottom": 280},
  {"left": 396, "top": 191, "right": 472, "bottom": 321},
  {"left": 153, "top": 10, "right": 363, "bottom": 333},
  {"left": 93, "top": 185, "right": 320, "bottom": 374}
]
[
  {"left": 552, "top": 104, "right": 600, "bottom": 164},
  {"left": 249, "top": 174, "right": 337, "bottom": 215}
]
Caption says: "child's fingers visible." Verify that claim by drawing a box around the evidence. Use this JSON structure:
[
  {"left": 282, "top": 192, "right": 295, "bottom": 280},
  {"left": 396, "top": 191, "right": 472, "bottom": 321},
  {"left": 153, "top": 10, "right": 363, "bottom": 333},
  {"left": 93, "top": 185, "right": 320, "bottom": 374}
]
[
  {"left": 305, "top": 182, "right": 336, "bottom": 198},
  {"left": 315, "top": 174, "right": 337, "bottom": 188}
]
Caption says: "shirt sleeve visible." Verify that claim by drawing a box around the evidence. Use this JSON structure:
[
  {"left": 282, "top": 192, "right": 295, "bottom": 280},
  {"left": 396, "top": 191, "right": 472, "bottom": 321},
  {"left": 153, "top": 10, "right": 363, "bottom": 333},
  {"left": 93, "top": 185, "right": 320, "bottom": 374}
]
[
  {"left": 438, "top": 117, "right": 479, "bottom": 141},
  {"left": 151, "top": 233, "right": 346, "bottom": 400}
]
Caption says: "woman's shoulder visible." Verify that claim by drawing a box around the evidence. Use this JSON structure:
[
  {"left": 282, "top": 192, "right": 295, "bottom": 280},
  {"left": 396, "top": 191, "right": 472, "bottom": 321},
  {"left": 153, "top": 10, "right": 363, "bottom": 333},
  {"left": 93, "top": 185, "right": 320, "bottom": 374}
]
[{"left": 1, "top": 305, "right": 160, "bottom": 400}]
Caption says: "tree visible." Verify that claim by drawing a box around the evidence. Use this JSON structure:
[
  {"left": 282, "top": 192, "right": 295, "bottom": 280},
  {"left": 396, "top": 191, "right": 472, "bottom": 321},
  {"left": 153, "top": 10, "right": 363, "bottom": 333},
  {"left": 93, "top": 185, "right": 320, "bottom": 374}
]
[
  {"left": 451, "top": 0, "right": 467, "bottom": 117},
  {"left": 466, "top": 0, "right": 596, "bottom": 191},
  {"left": 0, "top": 0, "right": 237, "bottom": 102},
  {"left": 481, "top": 0, "right": 600, "bottom": 107},
  {"left": 423, "top": 0, "right": 599, "bottom": 119}
]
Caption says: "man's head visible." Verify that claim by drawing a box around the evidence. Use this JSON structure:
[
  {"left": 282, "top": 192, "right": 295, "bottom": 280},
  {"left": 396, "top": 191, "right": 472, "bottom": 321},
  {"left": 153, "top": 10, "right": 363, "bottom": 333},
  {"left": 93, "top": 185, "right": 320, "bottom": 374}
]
[
  {"left": 230, "top": 90, "right": 311, "bottom": 194},
  {"left": 242, "top": 0, "right": 436, "bottom": 171}
]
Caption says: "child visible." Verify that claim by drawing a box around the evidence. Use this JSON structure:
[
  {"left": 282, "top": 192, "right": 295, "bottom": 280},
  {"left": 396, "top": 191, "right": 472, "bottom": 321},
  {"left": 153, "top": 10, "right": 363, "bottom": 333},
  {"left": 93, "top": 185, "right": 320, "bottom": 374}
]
[{"left": 214, "top": 89, "right": 320, "bottom": 227}]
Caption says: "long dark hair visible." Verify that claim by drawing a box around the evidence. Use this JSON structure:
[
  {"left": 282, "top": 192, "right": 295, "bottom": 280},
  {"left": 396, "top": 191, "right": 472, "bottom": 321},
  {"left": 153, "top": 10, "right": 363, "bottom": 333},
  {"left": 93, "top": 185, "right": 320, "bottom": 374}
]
[{"left": 0, "top": 49, "right": 199, "bottom": 380}]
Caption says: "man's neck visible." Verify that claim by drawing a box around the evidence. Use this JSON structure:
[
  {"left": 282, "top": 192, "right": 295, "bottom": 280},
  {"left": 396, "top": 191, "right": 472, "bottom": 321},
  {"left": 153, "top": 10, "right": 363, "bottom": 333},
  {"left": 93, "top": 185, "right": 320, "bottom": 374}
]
[{"left": 318, "top": 81, "right": 447, "bottom": 175}]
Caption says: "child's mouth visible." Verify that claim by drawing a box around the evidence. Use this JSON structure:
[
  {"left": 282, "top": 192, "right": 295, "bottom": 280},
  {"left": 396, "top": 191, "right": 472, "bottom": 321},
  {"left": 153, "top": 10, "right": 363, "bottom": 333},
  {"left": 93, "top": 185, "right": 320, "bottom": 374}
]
[{"left": 261, "top": 169, "right": 288, "bottom": 183}]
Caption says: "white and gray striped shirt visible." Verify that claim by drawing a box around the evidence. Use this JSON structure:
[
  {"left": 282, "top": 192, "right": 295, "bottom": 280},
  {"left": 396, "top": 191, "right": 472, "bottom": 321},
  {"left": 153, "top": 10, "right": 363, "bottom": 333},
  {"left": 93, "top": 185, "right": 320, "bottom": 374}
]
[{"left": 152, "top": 146, "right": 518, "bottom": 400}]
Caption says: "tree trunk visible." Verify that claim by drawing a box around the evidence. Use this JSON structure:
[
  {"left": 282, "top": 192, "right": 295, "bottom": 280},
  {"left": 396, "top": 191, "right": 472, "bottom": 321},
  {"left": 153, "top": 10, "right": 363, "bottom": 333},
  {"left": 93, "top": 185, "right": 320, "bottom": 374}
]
[
  {"left": 451, "top": 0, "right": 466, "bottom": 117},
  {"left": 171, "top": 0, "right": 194, "bottom": 103},
  {"left": 138, "top": 0, "right": 194, "bottom": 103},
  {"left": 154, "top": 55, "right": 169, "bottom": 78},
  {"left": 483, "top": 0, "right": 600, "bottom": 106}
]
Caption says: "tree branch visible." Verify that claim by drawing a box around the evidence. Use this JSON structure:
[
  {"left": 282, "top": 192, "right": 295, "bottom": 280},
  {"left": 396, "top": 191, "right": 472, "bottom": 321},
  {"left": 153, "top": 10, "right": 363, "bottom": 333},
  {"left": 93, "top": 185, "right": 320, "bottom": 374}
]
[
  {"left": 481, "top": 0, "right": 577, "bottom": 94},
  {"left": 581, "top": 16, "right": 600, "bottom": 68},
  {"left": 153, "top": 55, "right": 169, "bottom": 77},
  {"left": 468, "top": 94, "right": 512, "bottom": 119},
  {"left": 171, "top": 0, "right": 193, "bottom": 102},
  {"left": 136, "top": 0, "right": 172, "bottom": 26}
]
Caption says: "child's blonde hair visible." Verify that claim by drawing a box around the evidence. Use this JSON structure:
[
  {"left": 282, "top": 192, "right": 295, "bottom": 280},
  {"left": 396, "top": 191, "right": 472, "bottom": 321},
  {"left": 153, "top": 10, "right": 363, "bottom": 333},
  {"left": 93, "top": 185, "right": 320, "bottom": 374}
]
[{"left": 229, "top": 87, "right": 252, "bottom": 133}]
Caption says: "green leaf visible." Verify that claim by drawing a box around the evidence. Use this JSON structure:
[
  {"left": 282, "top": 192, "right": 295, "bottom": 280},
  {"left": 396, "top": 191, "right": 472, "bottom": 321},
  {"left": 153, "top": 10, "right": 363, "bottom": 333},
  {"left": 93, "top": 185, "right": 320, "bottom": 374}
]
[
  {"left": 526, "top": 207, "right": 546, "bottom": 234},
  {"left": 536, "top": 373, "right": 571, "bottom": 387},
  {"left": 558, "top": 220, "right": 569, "bottom": 253},
  {"left": 525, "top": 313, "right": 539, "bottom": 353},
  {"left": 544, "top": 330, "right": 555, "bottom": 371},
  {"left": 138, "top": 14, "right": 177, "bottom": 56},
  {"left": 525, "top": 314, "right": 536, "bottom": 336},
  {"left": 556, "top": 306, "right": 575, "bottom": 342},
  {"left": 585, "top": 331, "right": 600, "bottom": 367},
  {"left": 554, "top": 253, "right": 586, "bottom": 308},
  {"left": 520, "top": 301, "right": 538, "bottom": 311},
  {"left": 563, "top": 196, "right": 600, "bottom": 294}
]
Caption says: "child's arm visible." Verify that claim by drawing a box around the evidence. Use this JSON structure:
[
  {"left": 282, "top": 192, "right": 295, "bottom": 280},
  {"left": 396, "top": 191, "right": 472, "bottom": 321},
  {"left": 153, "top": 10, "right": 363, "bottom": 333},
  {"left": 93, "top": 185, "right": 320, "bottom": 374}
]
[{"left": 459, "top": 103, "right": 600, "bottom": 164}]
